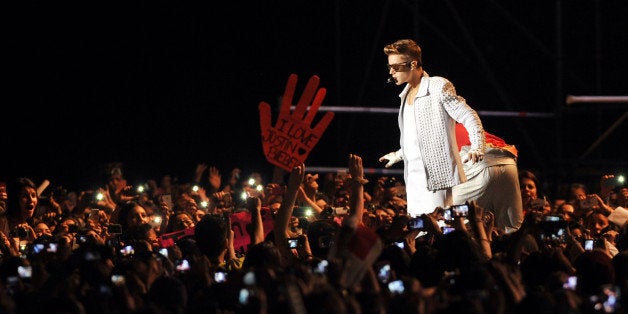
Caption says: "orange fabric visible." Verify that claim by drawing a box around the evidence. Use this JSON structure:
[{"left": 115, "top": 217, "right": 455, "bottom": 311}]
[{"left": 455, "top": 123, "right": 518, "bottom": 157}]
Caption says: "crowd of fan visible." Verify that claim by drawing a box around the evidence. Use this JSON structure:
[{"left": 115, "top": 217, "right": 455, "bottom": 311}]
[{"left": 0, "top": 158, "right": 626, "bottom": 314}]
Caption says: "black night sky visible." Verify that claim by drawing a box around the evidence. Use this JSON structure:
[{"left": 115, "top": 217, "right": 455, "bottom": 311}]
[{"left": 5, "top": 1, "right": 628, "bottom": 191}]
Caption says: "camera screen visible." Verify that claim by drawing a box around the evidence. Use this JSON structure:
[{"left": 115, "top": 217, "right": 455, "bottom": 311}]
[
  {"left": 17, "top": 266, "right": 32, "bottom": 279},
  {"left": 239, "top": 288, "right": 252, "bottom": 305},
  {"left": 451, "top": 204, "right": 468, "bottom": 217},
  {"left": 395, "top": 241, "right": 405, "bottom": 249},
  {"left": 111, "top": 274, "right": 125, "bottom": 286},
  {"left": 544, "top": 215, "right": 561, "bottom": 222},
  {"left": 77, "top": 234, "right": 89, "bottom": 244},
  {"left": 388, "top": 279, "right": 405, "bottom": 294},
  {"left": 442, "top": 209, "right": 453, "bottom": 221},
  {"left": 288, "top": 239, "right": 299, "bottom": 248},
  {"left": 408, "top": 217, "right": 424, "bottom": 229},
  {"left": 332, "top": 207, "right": 348, "bottom": 216},
  {"left": 563, "top": 276, "right": 577, "bottom": 290},
  {"left": 176, "top": 259, "right": 190, "bottom": 272},
  {"left": 47, "top": 242, "right": 58, "bottom": 253},
  {"left": 377, "top": 263, "right": 392, "bottom": 283},
  {"left": 214, "top": 271, "right": 228, "bottom": 283},
  {"left": 314, "top": 260, "right": 329, "bottom": 274},
  {"left": 540, "top": 227, "right": 568, "bottom": 244},
  {"left": 32, "top": 243, "right": 45, "bottom": 254},
  {"left": 120, "top": 245, "right": 134, "bottom": 256},
  {"left": 243, "top": 271, "right": 256, "bottom": 285}
]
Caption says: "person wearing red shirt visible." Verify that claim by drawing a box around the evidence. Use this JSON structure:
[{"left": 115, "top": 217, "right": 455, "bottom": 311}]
[{"left": 453, "top": 123, "right": 523, "bottom": 234}]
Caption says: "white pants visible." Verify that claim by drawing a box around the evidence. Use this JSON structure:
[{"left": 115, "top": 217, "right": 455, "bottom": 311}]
[
  {"left": 405, "top": 158, "right": 452, "bottom": 217},
  {"left": 452, "top": 164, "right": 523, "bottom": 233}
]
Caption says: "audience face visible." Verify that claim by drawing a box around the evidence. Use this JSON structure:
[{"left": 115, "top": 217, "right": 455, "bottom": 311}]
[
  {"left": 520, "top": 177, "right": 538, "bottom": 201},
  {"left": 34, "top": 222, "right": 52, "bottom": 238},
  {"left": 126, "top": 204, "right": 149, "bottom": 229},
  {"left": 146, "top": 227, "right": 159, "bottom": 249},
  {"left": 107, "top": 172, "right": 126, "bottom": 193},
  {"left": 586, "top": 212, "right": 609, "bottom": 237},
  {"left": 23, "top": 187, "right": 38, "bottom": 213},
  {"left": 172, "top": 212, "right": 195, "bottom": 231},
  {"left": 6, "top": 181, "right": 39, "bottom": 223},
  {"left": 557, "top": 203, "right": 575, "bottom": 221}
]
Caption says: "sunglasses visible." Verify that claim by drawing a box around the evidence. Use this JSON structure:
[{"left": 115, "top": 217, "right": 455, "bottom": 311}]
[{"left": 386, "top": 60, "right": 412, "bottom": 72}]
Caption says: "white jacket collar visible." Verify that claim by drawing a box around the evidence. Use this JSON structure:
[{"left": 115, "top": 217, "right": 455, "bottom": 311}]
[{"left": 399, "top": 71, "right": 430, "bottom": 99}]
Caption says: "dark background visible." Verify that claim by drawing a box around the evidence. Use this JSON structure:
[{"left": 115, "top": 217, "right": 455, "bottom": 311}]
[{"left": 4, "top": 1, "right": 627, "bottom": 194}]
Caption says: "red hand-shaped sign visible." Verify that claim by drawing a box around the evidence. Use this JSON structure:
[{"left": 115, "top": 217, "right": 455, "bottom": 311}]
[{"left": 259, "top": 74, "right": 335, "bottom": 172}]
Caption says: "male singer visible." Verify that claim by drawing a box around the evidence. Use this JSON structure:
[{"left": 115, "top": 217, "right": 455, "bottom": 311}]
[{"left": 379, "top": 39, "right": 486, "bottom": 217}]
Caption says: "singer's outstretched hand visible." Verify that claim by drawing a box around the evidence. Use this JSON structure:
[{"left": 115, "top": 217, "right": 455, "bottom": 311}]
[{"left": 259, "top": 74, "right": 335, "bottom": 172}]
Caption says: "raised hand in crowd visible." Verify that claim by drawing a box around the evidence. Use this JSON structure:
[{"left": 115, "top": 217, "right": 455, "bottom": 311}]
[
  {"left": 208, "top": 166, "right": 222, "bottom": 192},
  {"left": 273, "top": 163, "right": 310, "bottom": 262},
  {"left": 193, "top": 163, "right": 208, "bottom": 185},
  {"left": 246, "top": 196, "right": 265, "bottom": 246}
]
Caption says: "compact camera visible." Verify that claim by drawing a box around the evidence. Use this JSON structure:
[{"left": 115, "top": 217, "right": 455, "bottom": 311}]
[
  {"left": 88, "top": 209, "right": 100, "bottom": 222},
  {"left": 332, "top": 207, "right": 349, "bottom": 216},
  {"left": 288, "top": 238, "right": 300, "bottom": 248},
  {"left": 442, "top": 204, "right": 468, "bottom": 222},
  {"left": 539, "top": 216, "right": 568, "bottom": 245},
  {"left": 107, "top": 224, "right": 123, "bottom": 234},
  {"left": 583, "top": 238, "right": 605, "bottom": 251},
  {"left": 10, "top": 226, "right": 28, "bottom": 239}
]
